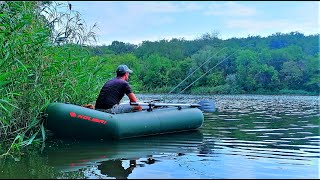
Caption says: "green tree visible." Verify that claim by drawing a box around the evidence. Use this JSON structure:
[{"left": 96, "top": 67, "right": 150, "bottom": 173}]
[
  {"left": 280, "top": 61, "right": 304, "bottom": 90},
  {"left": 108, "top": 41, "right": 137, "bottom": 54},
  {"left": 304, "top": 53, "right": 320, "bottom": 93},
  {"left": 139, "top": 54, "right": 174, "bottom": 92},
  {"left": 235, "top": 50, "right": 260, "bottom": 92},
  {"left": 255, "top": 64, "right": 279, "bottom": 91}
]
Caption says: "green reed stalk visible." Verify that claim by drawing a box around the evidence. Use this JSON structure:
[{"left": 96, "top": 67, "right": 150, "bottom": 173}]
[{"left": 0, "top": 1, "right": 97, "bottom": 158}]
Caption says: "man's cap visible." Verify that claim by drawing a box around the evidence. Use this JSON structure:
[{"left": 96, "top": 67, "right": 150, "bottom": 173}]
[{"left": 116, "top": 64, "right": 133, "bottom": 74}]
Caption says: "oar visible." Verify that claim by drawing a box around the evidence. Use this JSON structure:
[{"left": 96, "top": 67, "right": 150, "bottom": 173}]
[
  {"left": 197, "top": 100, "right": 216, "bottom": 113},
  {"left": 131, "top": 102, "right": 201, "bottom": 107},
  {"left": 130, "top": 99, "right": 216, "bottom": 113}
]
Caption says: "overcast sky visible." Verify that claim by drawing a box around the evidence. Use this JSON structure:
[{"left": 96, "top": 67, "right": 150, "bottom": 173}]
[{"left": 64, "top": 1, "right": 319, "bottom": 45}]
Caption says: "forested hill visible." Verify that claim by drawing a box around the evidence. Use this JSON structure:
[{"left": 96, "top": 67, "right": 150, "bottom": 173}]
[{"left": 88, "top": 32, "right": 319, "bottom": 95}]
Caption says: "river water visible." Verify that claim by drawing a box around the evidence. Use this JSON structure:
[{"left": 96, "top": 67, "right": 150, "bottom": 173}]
[{"left": 1, "top": 94, "right": 319, "bottom": 178}]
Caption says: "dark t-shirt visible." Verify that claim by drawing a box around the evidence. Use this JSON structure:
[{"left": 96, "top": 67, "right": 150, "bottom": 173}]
[{"left": 95, "top": 77, "right": 133, "bottom": 109}]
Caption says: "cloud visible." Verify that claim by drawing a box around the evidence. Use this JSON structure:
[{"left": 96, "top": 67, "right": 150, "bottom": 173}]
[
  {"left": 98, "top": 33, "right": 198, "bottom": 46},
  {"left": 126, "top": 1, "right": 204, "bottom": 14},
  {"left": 205, "top": 1, "right": 257, "bottom": 17},
  {"left": 69, "top": 1, "right": 319, "bottom": 45},
  {"left": 293, "top": 2, "right": 319, "bottom": 23},
  {"left": 143, "top": 33, "right": 197, "bottom": 41},
  {"left": 178, "top": 2, "right": 204, "bottom": 11},
  {"left": 88, "top": 2, "right": 206, "bottom": 37},
  {"left": 126, "top": 2, "right": 181, "bottom": 13},
  {"left": 208, "top": 1, "right": 319, "bottom": 38},
  {"left": 224, "top": 19, "right": 318, "bottom": 37}
]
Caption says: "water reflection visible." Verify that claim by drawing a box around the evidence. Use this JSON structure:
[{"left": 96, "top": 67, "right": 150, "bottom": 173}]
[
  {"left": 98, "top": 159, "right": 136, "bottom": 179},
  {"left": 45, "top": 130, "right": 205, "bottom": 176}
]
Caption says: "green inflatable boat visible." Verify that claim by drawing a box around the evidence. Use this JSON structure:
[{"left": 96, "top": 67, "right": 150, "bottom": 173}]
[{"left": 43, "top": 102, "right": 205, "bottom": 140}]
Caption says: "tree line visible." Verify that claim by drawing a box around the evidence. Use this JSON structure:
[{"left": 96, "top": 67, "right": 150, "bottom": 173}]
[{"left": 87, "top": 32, "right": 319, "bottom": 95}]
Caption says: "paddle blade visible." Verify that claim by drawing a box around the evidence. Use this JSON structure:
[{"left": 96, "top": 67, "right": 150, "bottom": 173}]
[{"left": 198, "top": 100, "right": 216, "bottom": 113}]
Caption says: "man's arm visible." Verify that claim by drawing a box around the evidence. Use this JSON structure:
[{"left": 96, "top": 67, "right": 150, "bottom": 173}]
[
  {"left": 127, "top": 92, "right": 138, "bottom": 102},
  {"left": 127, "top": 93, "right": 142, "bottom": 111}
]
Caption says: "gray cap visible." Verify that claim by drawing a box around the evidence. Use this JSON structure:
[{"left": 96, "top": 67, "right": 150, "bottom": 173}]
[{"left": 116, "top": 64, "right": 133, "bottom": 74}]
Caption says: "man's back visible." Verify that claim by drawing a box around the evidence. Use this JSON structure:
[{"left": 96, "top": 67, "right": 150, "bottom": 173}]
[{"left": 95, "top": 77, "right": 132, "bottom": 109}]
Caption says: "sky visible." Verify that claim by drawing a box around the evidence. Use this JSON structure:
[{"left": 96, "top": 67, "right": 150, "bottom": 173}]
[{"left": 61, "top": 1, "right": 319, "bottom": 45}]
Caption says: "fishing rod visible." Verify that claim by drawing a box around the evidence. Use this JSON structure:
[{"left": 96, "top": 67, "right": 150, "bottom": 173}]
[
  {"left": 130, "top": 101, "right": 216, "bottom": 113},
  {"left": 173, "top": 43, "right": 253, "bottom": 95},
  {"left": 178, "top": 52, "right": 233, "bottom": 94},
  {"left": 167, "top": 47, "right": 228, "bottom": 94},
  {"left": 140, "top": 43, "right": 252, "bottom": 113},
  {"left": 146, "top": 47, "right": 228, "bottom": 113}
]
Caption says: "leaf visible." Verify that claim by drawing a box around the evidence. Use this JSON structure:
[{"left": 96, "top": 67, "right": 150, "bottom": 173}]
[
  {"left": 26, "top": 131, "right": 39, "bottom": 145},
  {"left": 40, "top": 123, "right": 46, "bottom": 152},
  {"left": 0, "top": 71, "right": 10, "bottom": 80}
]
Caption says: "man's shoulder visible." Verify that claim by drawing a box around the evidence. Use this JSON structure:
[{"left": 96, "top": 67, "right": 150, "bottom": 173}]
[{"left": 108, "top": 78, "right": 129, "bottom": 85}]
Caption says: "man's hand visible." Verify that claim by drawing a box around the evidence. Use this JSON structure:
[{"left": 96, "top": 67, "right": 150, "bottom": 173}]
[
  {"left": 133, "top": 105, "right": 142, "bottom": 111},
  {"left": 128, "top": 93, "right": 142, "bottom": 111}
]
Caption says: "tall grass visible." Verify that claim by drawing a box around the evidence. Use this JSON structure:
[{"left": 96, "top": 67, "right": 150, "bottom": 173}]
[{"left": 0, "top": 1, "right": 97, "bottom": 158}]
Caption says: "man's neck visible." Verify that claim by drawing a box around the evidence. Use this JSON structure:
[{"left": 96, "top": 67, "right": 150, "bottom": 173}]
[{"left": 118, "top": 76, "right": 127, "bottom": 81}]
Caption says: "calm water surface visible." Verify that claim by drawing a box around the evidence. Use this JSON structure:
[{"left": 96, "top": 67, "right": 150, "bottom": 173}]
[{"left": 1, "top": 95, "right": 319, "bottom": 179}]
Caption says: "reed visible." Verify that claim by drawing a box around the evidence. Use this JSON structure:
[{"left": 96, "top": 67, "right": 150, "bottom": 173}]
[{"left": 0, "top": 1, "right": 97, "bottom": 157}]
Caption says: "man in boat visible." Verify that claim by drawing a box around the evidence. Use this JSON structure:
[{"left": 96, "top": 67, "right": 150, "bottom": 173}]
[{"left": 95, "top": 64, "right": 142, "bottom": 113}]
